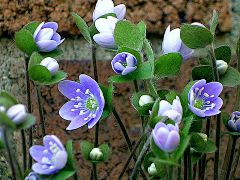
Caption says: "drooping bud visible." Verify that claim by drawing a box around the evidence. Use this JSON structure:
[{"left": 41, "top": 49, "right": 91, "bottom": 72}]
[
  {"left": 148, "top": 163, "right": 159, "bottom": 177},
  {"left": 139, "top": 95, "right": 154, "bottom": 106},
  {"left": 89, "top": 148, "right": 103, "bottom": 161},
  {"left": 6, "top": 104, "right": 27, "bottom": 124},
  {"left": 216, "top": 60, "right": 228, "bottom": 76},
  {"left": 40, "top": 57, "right": 59, "bottom": 76}
]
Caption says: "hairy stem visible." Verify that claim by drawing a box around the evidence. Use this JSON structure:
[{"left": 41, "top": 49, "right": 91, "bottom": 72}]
[
  {"left": 21, "top": 130, "right": 26, "bottom": 172},
  {"left": 36, "top": 84, "right": 46, "bottom": 137}
]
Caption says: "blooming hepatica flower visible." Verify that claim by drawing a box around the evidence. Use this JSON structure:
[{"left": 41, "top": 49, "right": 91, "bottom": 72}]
[
  {"left": 158, "top": 96, "right": 183, "bottom": 124},
  {"left": 24, "top": 172, "right": 46, "bottom": 180},
  {"left": 93, "top": 16, "right": 118, "bottom": 49},
  {"left": 111, "top": 52, "right": 137, "bottom": 75},
  {"left": 33, "top": 22, "right": 65, "bottom": 52},
  {"left": 152, "top": 122, "right": 180, "bottom": 152},
  {"left": 162, "top": 25, "right": 194, "bottom": 61},
  {"left": 30, "top": 135, "right": 68, "bottom": 175},
  {"left": 58, "top": 74, "right": 105, "bottom": 130},
  {"left": 93, "top": 0, "right": 126, "bottom": 22},
  {"left": 228, "top": 111, "right": 240, "bottom": 132},
  {"left": 188, "top": 79, "right": 223, "bottom": 117}
]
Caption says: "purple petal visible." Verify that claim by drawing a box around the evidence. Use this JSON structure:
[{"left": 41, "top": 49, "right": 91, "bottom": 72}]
[
  {"left": 79, "top": 74, "right": 101, "bottom": 97},
  {"left": 152, "top": 129, "right": 164, "bottom": 150},
  {"left": 164, "top": 131, "right": 180, "bottom": 152},
  {"left": 172, "top": 97, "right": 183, "bottom": 115},
  {"left": 30, "top": 145, "right": 53, "bottom": 163},
  {"left": 93, "top": 33, "right": 117, "bottom": 49},
  {"left": 188, "top": 79, "right": 206, "bottom": 101},
  {"left": 43, "top": 135, "right": 65, "bottom": 151},
  {"left": 154, "top": 122, "right": 167, "bottom": 131},
  {"left": 36, "top": 40, "right": 58, "bottom": 52},
  {"left": 33, "top": 22, "right": 44, "bottom": 39},
  {"left": 228, "top": 120, "right": 237, "bottom": 131},
  {"left": 35, "top": 28, "right": 54, "bottom": 42},
  {"left": 126, "top": 55, "right": 136, "bottom": 67},
  {"left": 114, "top": 4, "right": 126, "bottom": 20},
  {"left": 235, "top": 119, "right": 240, "bottom": 131},
  {"left": 121, "top": 67, "right": 137, "bottom": 75},
  {"left": 95, "top": 18, "right": 114, "bottom": 33},
  {"left": 93, "top": 0, "right": 114, "bottom": 22},
  {"left": 53, "top": 150, "right": 68, "bottom": 170},
  {"left": 166, "top": 123, "right": 177, "bottom": 132},
  {"left": 162, "top": 110, "right": 182, "bottom": 124},
  {"left": 114, "top": 62, "right": 125, "bottom": 71},
  {"left": 158, "top": 100, "right": 172, "bottom": 116},
  {"left": 51, "top": 33, "right": 61, "bottom": 44},
  {"left": 188, "top": 104, "right": 205, "bottom": 117},
  {"left": 42, "top": 22, "right": 58, "bottom": 32},
  {"left": 200, "top": 82, "right": 223, "bottom": 101},
  {"left": 66, "top": 112, "right": 90, "bottom": 130},
  {"left": 32, "top": 163, "right": 58, "bottom": 175},
  {"left": 204, "top": 97, "right": 223, "bottom": 117},
  {"left": 179, "top": 43, "right": 194, "bottom": 61}
]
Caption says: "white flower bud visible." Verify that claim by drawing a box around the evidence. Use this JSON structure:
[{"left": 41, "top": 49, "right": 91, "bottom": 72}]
[
  {"left": 148, "top": 163, "right": 159, "bottom": 177},
  {"left": 6, "top": 104, "right": 27, "bottom": 124},
  {"left": 40, "top": 57, "right": 59, "bottom": 76},
  {"left": 89, "top": 148, "right": 103, "bottom": 161},
  {"left": 216, "top": 60, "right": 228, "bottom": 76},
  {"left": 139, "top": 95, "right": 154, "bottom": 106},
  {"left": 0, "top": 106, "right": 6, "bottom": 113},
  {"left": 198, "top": 133, "right": 208, "bottom": 142}
]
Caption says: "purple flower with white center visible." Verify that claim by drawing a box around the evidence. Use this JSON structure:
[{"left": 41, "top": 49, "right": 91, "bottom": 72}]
[
  {"left": 188, "top": 79, "right": 223, "bottom": 117},
  {"left": 158, "top": 96, "right": 183, "bottom": 124},
  {"left": 228, "top": 111, "right": 240, "bottom": 132},
  {"left": 93, "top": 16, "right": 118, "bottom": 49},
  {"left": 30, "top": 135, "right": 68, "bottom": 175},
  {"left": 162, "top": 25, "right": 194, "bottom": 61},
  {"left": 58, "top": 74, "right": 105, "bottom": 130},
  {"left": 93, "top": 0, "right": 126, "bottom": 22},
  {"left": 111, "top": 52, "right": 137, "bottom": 75},
  {"left": 152, "top": 122, "right": 180, "bottom": 152},
  {"left": 6, "top": 104, "right": 27, "bottom": 125},
  {"left": 40, "top": 57, "right": 59, "bottom": 76},
  {"left": 33, "top": 22, "right": 65, "bottom": 52},
  {"left": 24, "top": 172, "right": 46, "bottom": 180}
]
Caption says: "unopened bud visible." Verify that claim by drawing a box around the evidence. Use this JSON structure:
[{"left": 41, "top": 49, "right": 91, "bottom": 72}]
[
  {"left": 216, "top": 60, "right": 228, "bottom": 76},
  {"left": 198, "top": 133, "right": 208, "bottom": 142},
  {"left": 0, "top": 106, "right": 6, "bottom": 113},
  {"left": 139, "top": 95, "right": 154, "bottom": 106},
  {"left": 89, "top": 148, "right": 103, "bottom": 161},
  {"left": 40, "top": 57, "right": 59, "bottom": 76},
  {"left": 148, "top": 163, "right": 159, "bottom": 177},
  {"left": 6, "top": 104, "right": 27, "bottom": 124}
]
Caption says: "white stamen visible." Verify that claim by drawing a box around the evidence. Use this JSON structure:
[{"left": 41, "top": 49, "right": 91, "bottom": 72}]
[
  {"left": 42, "top": 165, "right": 47, "bottom": 169},
  {"left": 195, "top": 88, "right": 199, "bottom": 92},
  {"left": 50, "top": 166, "right": 54, "bottom": 169},
  {"left": 84, "top": 117, "right": 88, "bottom": 120},
  {"left": 43, "top": 149, "right": 48, "bottom": 154},
  {"left": 85, "top": 89, "right": 90, "bottom": 94},
  {"left": 71, "top": 109, "right": 76, "bottom": 111},
  {"left": 49, "top": 141, "right": 53, "bottom": 146},
  {"left": 206, "top": 107, "right": 210, "bottom": 110},
  {"left": 206, "top": 101, "right": 210, "bottom": 104},
  {"left": 74, "top": 105, "right": 79, "bottom": 108},
  {"left": 76, "top": 96, "right": 82, "bottom": 101},
  {"left": 210, "top": 95, "right": 215, "bottom": 98},
  {"left": 204, "top": 93, "right": 209, "bottom": 98},
  {"left": 211, "top": 103, "right": 216, "bottom": 109},
  {"left": 92, "top": 114, "right": 96, "bottom": 118},
  {"left": 71, "top": 98, "right": 75, "bottom": 101},
  {"left": 122, "top": 54, "right": 125, "bottom": 58},
  {"left": 76, "top": 89, "right": 81, "bottom": 93},
  {"left": 80, "top": 110, "right": 84, "bottom": 115},
  {"left": 42, "top": 157, "right": 49, "bottom": 164}
]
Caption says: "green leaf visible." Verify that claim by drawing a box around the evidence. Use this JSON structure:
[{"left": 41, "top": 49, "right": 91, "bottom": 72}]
[
  {"left": 166, "top": 91, "right": 180, "bottom": 104},
  {"left": 203, "top": 139, "right": 216, "bottom": 153},
  {"left": 145, "top": 39, "right": 155, "bottom": 73},
  {"left": 109, "top": 74, "right": 136, "bottom": 83},
  {"left": 15, "top": 30, "right": 39, "bottom": 56},
  {"left": 154, "top": 159, "right": 167, "bottom": 179},
  {"left": 149, "top": 99, "right": 160, "bottom": 128},
  {"left": 222, "top": 112, "right": 231, "bottom": 132},
  {"left": 29, "top": 52, "right": 43, "bottom": 69},
  {"left": 43, "top": 71, "right": 67, "bottom": 85},
  {"left": 143, "top": 151, "right": 156, "bottom": 173},
  {"left": 0, "top": 91, "right": 18, "bottom": 105},
  {"left": 157, "top": 89, "right": 170, "bottom": 100},
  {"left": 99, "top": 84, "right": 108, "bottom": 103},
  {"left": 219, "top": 67, "right": 240, "bottom": 87},
  {"left": 181, "top": 116, "right": 193, "bottom": 137},
  {"left": 66, "top": 140, "right": 75, "bottom": 170},
  {"left": 189, "top": 119, "right": 203, "bottom": 133},
  {"left": 99, "top": 109, "right": 110, "bottom": 121},
  {"left": 210, "top": 10, "right": 218, "bottom": 35},
  {"left": 173, "top": 135, "right": 191, "bottom": 162},
  {"left": 199, "top": 54, "right": 211, "bottom": 65},
  {"left": 149, "top": 82, "right": 159, "bottom": 99},
  {"left": 107, "top": 82, "right": 114, "bottom": 111},
  {"left": 180, "top": 24, "right": 214, "bottom": 49},
  {"left": 29, "top": 65, "right": 52, "bottom": 83},
  {"left": 22, "top": 21, "right": 40, "bottom": 35},
  {"left": 190, "top": 133, "right": 207, "bottom": 152},
  {"left": 154, "top": 53, "right": 182, "bottom": 80},
  {"left": 40, "top": 48, "right": 63, "bottom": 59},
  {"left": 114, "top": 20, "right": 144, "bottom": 51},
  {"left": 0, "top": 97, "right": 16, "bottom": 110},
  {"left": 151, "top": 137, "right": 168, "bottom": 160},
  {"left": 192, "top": 65, "right": 214, "bottom": 82},
  {"left": 98, "top": 144, "right": 110, "bottom": 162},
  {"left": 136, "top": 61, "right": 152, "bottom": 80},
  {"left": 81, "top": 141, "right": 94, "bottom": 161},
  {"left": 72, "top": 13, "right": 91, "bottom": 44},
  {"left": 214, "top": 45, "right": 231, "bottom": 64},
  {"left": 131, "top": 92, "right": 154, "bottom": 115},
  {"left": 0, "top": 112, "right": 16, "bottom": 129},
  {"left": 50, "top": 170, "right": 76, "bottom": 180},
  {"left": 137, "top": 21, "right": 146, "bottom": 39},
  {"left": 16, "top": 114, "right": 36, "bottom": 130}
]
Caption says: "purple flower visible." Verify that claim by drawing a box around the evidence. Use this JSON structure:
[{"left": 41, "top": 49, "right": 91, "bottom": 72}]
[
  {"left": 30, "top": 135, "right": 68, "bottom": 175},
  {"left": 162, "top": 25, "right": 194, "bottom": 61},
  {"left": 6, "top": 104, "right": 27, "bottom": 125},
  {"left": 40, "top": 57, "right": 59, "bottom": 76},
  {"left": 111, "top": 52, "right": 137, "bottom": 75},
  {"left": 24, "top": 172, "right": 46, "bottom": 180},
  {"left": 158, "top": 96, "right": 183, "bottom": 124},
  {"left": 58, "top": 74, "right": 105, "bottom": 130},
  {"left": 93, "top": 0, "right": 126, "bottom": 22},
  {"left": 152, "top": 122, "right": 180, "bottom": 152},
  {"left": 33, "top": 22, "right": 65, "bottom": 52},
  {"left": 188, "top": 79, "right": 223, "bottom": 117},
  {"left": 228, "top": 111, "right": 240, "bottom": 132},
  {"left": 93, "top": 16, "right": 118, "bottom": 49}
]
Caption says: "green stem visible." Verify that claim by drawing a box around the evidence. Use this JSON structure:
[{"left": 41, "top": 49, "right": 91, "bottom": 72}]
[
  {"left": 229, "top": 141, "right": 240, "bottom": 179},
  {"left": 3, "top": 129, "right": 17, "bottom": 180},
  {"left": 92, "top": 163, "right": 99, "bottom": 180},
  {"left": 193, "top": 163, "right": 197, "bottom": 180},
  {"left": 21, "top": 130, "right": 26, "bottom": 172},
  {"left": 73, "top": 172, "right": 78, "bottom": 180},
  {"left": 168, "top": 165, "right": 174, "bottom": 180},
  {"left": 177, "top": 158, "right": 182, "bottom": 180},
  {"left": 130, "top": 134, "right": 152, "bottom": 180},
  {"left": 133, "top": 79, "right": 139, "bottom": 92},
  {"left": 36, "top": 84, "right": 46, "bottom": 137},
  {"left": 225, "top": 136, "right": 238, "bottom": 180},
  {"left": 187, "top": 147, "right": 192, "bottom": 180},
  {"left": 25, "top": 56, "right": 33, "bottom": 169},
  {"left": 184, "top": 150, "right": 188, "bottom": 180}
]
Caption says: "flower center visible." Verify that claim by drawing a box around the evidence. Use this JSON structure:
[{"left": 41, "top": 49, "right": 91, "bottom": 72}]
[
  {"left": 193, "top": 100, "right": 204, "bottom": 109},
  {"left": 86, "top": 98, "right": 98, "bottom": 111}
]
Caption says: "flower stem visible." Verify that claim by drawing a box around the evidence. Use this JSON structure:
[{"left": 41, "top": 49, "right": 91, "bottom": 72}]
[
  {"left": 73, "top": 172, "right": 78, "bottom": 180},
  {"left": 184, "top": 150, "right": 188, "bottom": 180},
  {"left": 168, "top": 165, "right": 174, "bottom": 180},
  {"left": 21, "top": 130, "right": 26, "bottom": 172},
  {"left": 209, "top": 47, "right": 221, "bottom": 180},
  {"left": 92, "top": 163, "right": 99, "bottom": 180},
  {"left": 177, "top": 158, "right": 182, "bottom": 180},
  {"left": 133, "top": 79, "right": 139, "bottom": 92},
  {"left": 25, "top": 56, "right": 33, "bottom": 169},
  {"left": 3, "top": 129, "right": 17, "bottom": 180},
  {"left": 225, "top": 136, "right": 238, "bottom": 180},
  {"left": 229, "top": 140, "right": 240, "bottom": 179},
  {"left": 187, "top": 147, "right": 192, "bottom": 180},
  {"left": 36, "top": 84, "right": 46, "bottom": 137}
]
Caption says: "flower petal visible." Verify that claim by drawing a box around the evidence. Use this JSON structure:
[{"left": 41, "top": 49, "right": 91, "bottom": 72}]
[
  {"left": 188, "top": 104, "right": 205, "bottom": 117},
  {"left": 121, "top": 66, "right": 137, "bottom": 75},
  {"left": 32, "top": 163, "right": 58, "bottom": 175},
  {"left": 126, "top": 55, "right": 136, "bottom": 67},
  {"left": 59, "top": 101, "right": 85, "bottom": 121},
  {"left": 162, "top": 110, "right": 182, "bottom": 124},
  {"left": 200, "top": 82, "right": 223, "bottom": 101},
  {"left": 43, "top": 135, "right": 65, "bottom": 151},
  {"left": 35, "top": 28, "right": 54, "bottom": 42},
  {"left": 79, "top": 74, "right": 101, "bottom": 97},
  {"left": 188, "top": 79, "right": 206, "bottom": 101},
  {"left": 42, "top": 22, "right": 58, "bottom": 32},
  {"left": 93, "top": 33, "right": 117, "bottom": 49},
  {"left": 51, "top": 33, "right": 61, "bottom": 44},
  {"left": 164, "top": 131, "right": 180, "bottom": 152},
  {"left": 204, "top": 97, "right": 223, "bottom": 117},
  {"left": 88, "top": 109, "right": 103, "bottom": 129},
  {"left": 172, "top": 97, "right": 183, "bottom": 116},
  {"left": 36, "top": 40, "right": 58, "bottom": 52},
  {"left": 179, "top": 43, "right": 194, "bottom": 61},
  {"left": 66, "top": 111, "right": 91, "bottom": 130},
  {"left": 158, "top": 100, "right": 172, "bottom": 116},
  {"left": 53, "top": 150, "right": 68, "bottom": 170},
  {"left": 114, "top": 62, "right": 125, "bottom": 72},
  {"left": 162, "top": 28, "right": 181, "bottom": 54},
  {"left": 95, "top": 18, "right": 114, "bottom": 33},
  {"left": 114, "top": 4, "right": 126, "bottom": 20},
  {"left": 228, "top": 120, "right": 237, "bottom": 131},
  {"left": 30, "top": 145, "right": 53, "bottom": 163},
  {"left": 33, "top": 22, "right": 44, "bottom": 39},
  {"left": 93, "top": 0, "right": 114, "bottom": 22}
]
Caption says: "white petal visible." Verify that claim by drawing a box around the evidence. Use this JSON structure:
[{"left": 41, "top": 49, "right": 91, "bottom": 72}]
[
  {"left": 114, "top": 4, "right": 126, "bottom": 20},
  {"left": 95, "top": 18, "right": 114, "bottom": 33},
  {"left": 158, "top": 100, "right": 172, "bottom": 116}
]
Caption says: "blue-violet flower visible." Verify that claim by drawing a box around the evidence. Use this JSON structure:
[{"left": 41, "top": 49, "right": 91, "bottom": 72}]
[
  {"left": 40, "top": 57, "right": 59, "bottom": 76},
  {"left": 58, "top": 74, "right": 105, "bottom": 130},
  {"left": 93, "top": 16, "right": 118, "bottom": 49},
  {"left": 111, "top": 52, "right": 137, "bottom": 75},
  {"left": 93, "top": 0, "right": 126, "bottom": 22},
  {"left": 152, "top": 122, "right": 180, "bottom": 152},
  {"left": 6, "top": 104, "right": 27, "bottom": 125},
  {"left": 188, "top": 79, "right": 223, "bottom": 117},
  {"left": 33, "top": 22, "right": 65, "bottom": 52},
  {"left": 30, "top": 135, "right": 68, "bottom": 175},
  {"left": 24, "top": 172, "right": 46, "bottom": 180},
  {"left": 158, "top": 96, "right": 183, "bottom": 124},
  {"left": 228, "top": 111, "right": 240, "bottom": 132},
  {"left": 162, "top": 25, "right": 194, "bottom": 61}
]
